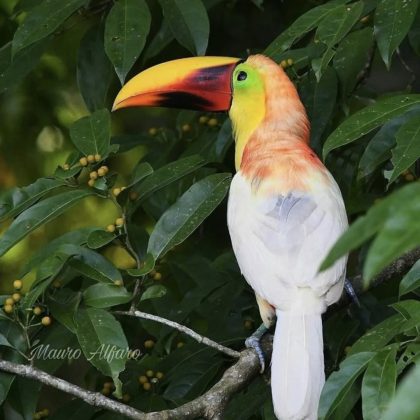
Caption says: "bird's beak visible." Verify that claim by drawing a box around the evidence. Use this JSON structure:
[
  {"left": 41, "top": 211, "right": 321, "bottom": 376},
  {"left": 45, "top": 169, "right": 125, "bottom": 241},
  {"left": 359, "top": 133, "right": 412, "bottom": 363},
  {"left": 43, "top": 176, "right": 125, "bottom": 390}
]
[{"left": 112, "top": 56, "right": 241, "bottom": 112}]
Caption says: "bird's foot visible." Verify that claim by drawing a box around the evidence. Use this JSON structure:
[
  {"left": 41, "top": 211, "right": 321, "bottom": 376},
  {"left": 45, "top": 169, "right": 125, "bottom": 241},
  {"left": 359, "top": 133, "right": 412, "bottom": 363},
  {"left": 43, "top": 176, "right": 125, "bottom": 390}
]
[
  {"left": 345, "top": 278, "right": 361, "bottom": 307},
  {"left": 245, "top": 323, "right": 268, "bottom": 373}
]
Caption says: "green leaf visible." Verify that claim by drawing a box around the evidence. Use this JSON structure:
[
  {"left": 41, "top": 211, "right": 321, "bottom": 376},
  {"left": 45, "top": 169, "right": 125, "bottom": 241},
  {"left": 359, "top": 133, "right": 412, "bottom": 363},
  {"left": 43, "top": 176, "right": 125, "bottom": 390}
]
[
  {"left": 383, "top": 364, "right": 420, "bottom": 420},
  {"left": 319, "top": 352, "right": 376, "bottom": 420},
  {"left": 12, "top": 0, "right": 87, "bottom": 56},
  {"left": 364, "top": 190, "right": 420, "bottom": 280},
  {"left": 399, "top": 260, "right": 420, "bottom": 296},
  {"left": 126, "top": 253, "right": 155, "bottom": 276},
  {"left": 299, "top": 67, "right": 337, "bottom": 153},
  {"left": 0, "top": 178, "right": 66, "bottom": 222},
  {"left": 0, "top": 190, "right": 93, "bottom": 257},
  {"left": 77, "top": 24, "right": 113, "bottom": 112},
  {"left": 48, "top": 289, "right": 81, "bottom": 333},
  {"left": 388, "top": 116, "right": 420, "bottom": 184},
  {"left": 264, "top": 0, "right": 346, "bottom": 60},
  {"left": 334, "top": 28, "right": 374, "bottom": 99},
  {"left": 142, "top": 18, "right": 174, "bottom": 63},
  {"left": 0, "top": 40, "right": 48, "bottom": 94},
  {"left": 323, "top": 94, "right": 420, "bottom": 159},
  {"left": 390, "top": 299, "right": 420, "bottom": 331},
  {"left": 147, "top": 173, "right": 231, "bottom": 259},
  {"left": 132, "top": 155, "right": 206, "bottom": 205},
  {"left": 129, "top": 162, "right": 154, "bottom": 187},
  {"left": 374, "top": 0, "right": 419, "bottom": 69},
  {"left": 0, "top": 334, "right": 15, "bottom": 349},
  {"left": 87, "top": 230, "right": 116, "bottom": 249},
  {"left": 63, "top": 245, "right": 122, "bottom": 284},
  {"left": 75, "top": 308, "right": 128, "bottom": 397},
  {"left": 104, "top": 0, "right": 151, "bottom": 84},
  {"left": 311, "top": 48, "right": 336, "bottom": 81},
  {"left": 158, "top": 0, "right": 209, "bottom": 55},
  {"left": 316, "top": 2, "right": 364, "bottom": 47},
  {"left": 20, "top": 227, "right": 95, "bottom": 276},
  {"left": 83, "top": 283, "right": 132, "bottom": 308},
  {"left": 320, "top": 182, "right": 420, "bottom": 279},
  {"left": 362, "top": 346, "right": 398, "bottom": 420},
  {"left": 140, "top": 284, "right": 167, "bottom": 301},
  {"left": 70, "top": 109, "right": 111, "bottom": 156},
  {"left": 349, "top": 314, "right": 405, "bottom": 355}
]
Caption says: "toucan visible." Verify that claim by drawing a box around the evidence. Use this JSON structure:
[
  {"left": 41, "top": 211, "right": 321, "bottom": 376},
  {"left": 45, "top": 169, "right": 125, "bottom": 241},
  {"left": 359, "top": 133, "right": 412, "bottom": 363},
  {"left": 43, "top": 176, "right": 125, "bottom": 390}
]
[{"left": 113, "top": 54, "right": 348, "bottom": 420}]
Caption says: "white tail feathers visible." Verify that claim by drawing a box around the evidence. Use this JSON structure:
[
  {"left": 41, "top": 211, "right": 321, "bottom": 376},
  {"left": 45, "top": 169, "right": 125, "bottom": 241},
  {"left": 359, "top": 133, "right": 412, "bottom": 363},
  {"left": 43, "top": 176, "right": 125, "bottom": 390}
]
[{"left": 271, "top": 310, "right": 324, "bottom": 420}]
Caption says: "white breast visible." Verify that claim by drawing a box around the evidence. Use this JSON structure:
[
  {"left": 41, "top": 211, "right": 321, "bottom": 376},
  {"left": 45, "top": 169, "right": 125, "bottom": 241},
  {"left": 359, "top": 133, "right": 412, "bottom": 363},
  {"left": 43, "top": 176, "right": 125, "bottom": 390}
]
[{"left": 227, "top": 171, "right": 348, "bottom": 313}]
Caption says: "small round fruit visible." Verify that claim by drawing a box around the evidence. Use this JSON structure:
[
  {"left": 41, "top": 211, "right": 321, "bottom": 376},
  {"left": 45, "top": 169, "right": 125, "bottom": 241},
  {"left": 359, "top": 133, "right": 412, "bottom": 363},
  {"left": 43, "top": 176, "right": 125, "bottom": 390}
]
[
  {"left": 94, "top": 154, "right": 101, "bottom": 162},
  {"left": 63, "top": 163, "right": 70, "bottom": 170},
  {"left": 34, "top": 413, "right": 42, "bottom": 420},
  {"left": 156, "top": 371, "right": 164, "bottom": 380},
  {"left": 52, "top": 280, "right": 61, "bottom": 288},
  {"left": 12, "top": 293, "right": 21, "bottom": 303},
  {"left": 153, "top": 272, "right": 162, "bottom": 281},
  {"left": 106, "top": 224, "right": 116, "bottom": 233},
  {"left": 150, "top": 377, "right": 158, "bottom": 384},
  {"left": 3, "top": 304, "right": 13, "bottom": 314},
  {"left": 33, "top": 306, "right": 42, "bottom": 316},
  {"left": 5, "top": 297, "right": 14, "bottom": 306},
  {"left": 129, "top": 191, "right": 139, "bottom": 201},
  {"left": 405, "top": 173, "right": 415, "bottom": 181},
  {"left": 244, "top": 319, "right": 253, "bottom": 330},
  {"left": 79, "top": 157, "right": 88, "bottom": 166},
  {"left": 143, "top": 382, "right": 151, "bottom": 391},
  {"left": 199, "top": 116, "right": 209, "bottom": 124},
  {"left": 87, "top": 154, "right": 95, "bottom": 163},
  {"left": 148, "top": 127, "right": 157, "bottom": 136},
  {"left": 101, "top": 387, "right": 111, "bottom": 396},
  {"left": 146, "top": 369, "right": 154, "bottom": 378},
  {"left": 41, "top": 316, "right": 52, "bottom": 326},
  {"left": 176, "top": 341, "right": 184, "bottom": 348},
  {"left": 181, "top": 124, "right": 191, "bottom": 132},
  {"left": 115, "top": 217, "right": 124, "bottom": 227},
  {"left": 122, "top": 393, "right": 130, "bottom": 402},
  {"left": 287, "top": 58, "right": 293, "bottom": 66},
  {"left": 103, "top": 381, "right": 114, "bottom": 389},
  {"left": 40, "top": 408, "right": 49, "bottom": 417},
  {"left": 114, "top": 280, "right": 123, "bottom": 287},
  {"left": 144, "top": 339, "right": 155, "bottom": 349},
  {"left": 280, "top": 60, "right": 287, "bottom": 68},
  {"left": 97, "top": 167, "right": 107, "bottom": 177},
  {"left": 89, "top": 171, "right": 98, "bottom": 180},
  {"left": 207, "top": 118, "right": 218, "bottom": 127},
  {"left": 13, "top": 280, "right": 23, "bottom": 290},
  {"left": 138, "top": 375, "right": 148, "bottom": 384},
  {"left": 113, "top": 188, "right": 121, "bottom": 197},
  {"left": 88, "top": 179, "right": 95, "bottom": 187}
]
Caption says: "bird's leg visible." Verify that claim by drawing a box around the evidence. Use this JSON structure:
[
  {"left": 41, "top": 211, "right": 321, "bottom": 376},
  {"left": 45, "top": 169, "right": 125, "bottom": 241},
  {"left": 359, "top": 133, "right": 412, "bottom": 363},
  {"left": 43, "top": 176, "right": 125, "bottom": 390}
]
[
  {"left": 245, "top": 295, "right": 275, "bottom": 373},
  {"left": 344, "top": 278, "right": 361, "bottom": 307}
]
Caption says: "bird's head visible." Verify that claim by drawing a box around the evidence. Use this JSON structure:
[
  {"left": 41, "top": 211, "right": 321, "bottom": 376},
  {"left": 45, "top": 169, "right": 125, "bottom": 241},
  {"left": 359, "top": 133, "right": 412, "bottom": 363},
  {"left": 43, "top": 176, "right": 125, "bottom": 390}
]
[{"left": 113, "top": 55, "right": 307, "bottom": 168}]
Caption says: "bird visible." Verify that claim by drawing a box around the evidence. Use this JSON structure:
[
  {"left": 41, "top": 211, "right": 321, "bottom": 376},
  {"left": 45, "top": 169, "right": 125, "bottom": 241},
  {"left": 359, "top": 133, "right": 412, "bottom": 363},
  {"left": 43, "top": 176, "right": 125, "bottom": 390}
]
[{"left": 113, "top": 54, "right": 348, "bottom": 420}]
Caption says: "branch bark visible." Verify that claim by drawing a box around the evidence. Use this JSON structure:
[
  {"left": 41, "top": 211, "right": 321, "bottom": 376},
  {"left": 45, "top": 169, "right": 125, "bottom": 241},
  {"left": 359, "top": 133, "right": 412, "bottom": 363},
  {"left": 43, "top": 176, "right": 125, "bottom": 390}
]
[{"left": 114, "top": 310, "right": 241, "bottom": 359}]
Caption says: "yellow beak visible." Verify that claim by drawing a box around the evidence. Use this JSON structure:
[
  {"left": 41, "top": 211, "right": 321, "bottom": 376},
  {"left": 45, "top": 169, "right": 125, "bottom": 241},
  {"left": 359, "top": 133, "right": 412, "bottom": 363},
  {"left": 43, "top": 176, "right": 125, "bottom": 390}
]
[{"left": 112, "top": 56, "right": 241, "bottom": 112}]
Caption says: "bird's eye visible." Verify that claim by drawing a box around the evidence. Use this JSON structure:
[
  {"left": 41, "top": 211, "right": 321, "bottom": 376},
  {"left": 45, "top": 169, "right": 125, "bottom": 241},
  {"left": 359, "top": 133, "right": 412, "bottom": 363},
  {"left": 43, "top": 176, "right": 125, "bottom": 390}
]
[{"left": 237, "top": 71, "right": 247, "bottom": 81}]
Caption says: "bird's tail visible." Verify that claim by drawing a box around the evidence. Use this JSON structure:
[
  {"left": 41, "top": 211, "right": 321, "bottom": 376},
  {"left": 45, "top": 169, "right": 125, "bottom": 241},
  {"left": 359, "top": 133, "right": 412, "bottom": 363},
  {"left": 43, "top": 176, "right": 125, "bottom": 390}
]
[{"left": 271, "top": 309, "right": 324, "bottom": 420}]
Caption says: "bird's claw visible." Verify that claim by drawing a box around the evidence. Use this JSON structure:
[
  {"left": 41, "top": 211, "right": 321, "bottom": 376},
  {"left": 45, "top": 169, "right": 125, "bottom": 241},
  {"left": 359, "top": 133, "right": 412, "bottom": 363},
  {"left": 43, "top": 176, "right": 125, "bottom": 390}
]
[
  {"left": 344, "top": 278, "right": 361, "bottom": 307},
  {"left": 245, "top": 335, "right": 266, "bottom": 373}
]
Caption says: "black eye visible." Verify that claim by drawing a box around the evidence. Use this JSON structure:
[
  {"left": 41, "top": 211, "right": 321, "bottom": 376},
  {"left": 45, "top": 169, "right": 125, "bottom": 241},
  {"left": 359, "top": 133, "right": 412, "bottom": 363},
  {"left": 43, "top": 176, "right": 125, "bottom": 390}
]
[{"left": 237, "top": 71, "right": 247, "bottom": 81}]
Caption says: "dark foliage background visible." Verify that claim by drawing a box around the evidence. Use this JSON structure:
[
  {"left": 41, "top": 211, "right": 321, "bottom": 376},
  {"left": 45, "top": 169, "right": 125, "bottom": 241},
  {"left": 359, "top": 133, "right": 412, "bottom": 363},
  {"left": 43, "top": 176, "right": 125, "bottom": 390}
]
[{"left": 0, "top": 0, "right": 419, "bottom": 419}]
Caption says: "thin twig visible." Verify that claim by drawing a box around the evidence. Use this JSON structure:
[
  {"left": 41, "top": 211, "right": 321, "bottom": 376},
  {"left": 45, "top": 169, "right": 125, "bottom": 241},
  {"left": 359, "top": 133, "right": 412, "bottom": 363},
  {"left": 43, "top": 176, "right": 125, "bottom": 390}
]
[
  {"left": 115, "top": 310, "right": 241, "bottom": 359},
  {"left": 0, "top": 359, "right": 143, "bottom": 420}
]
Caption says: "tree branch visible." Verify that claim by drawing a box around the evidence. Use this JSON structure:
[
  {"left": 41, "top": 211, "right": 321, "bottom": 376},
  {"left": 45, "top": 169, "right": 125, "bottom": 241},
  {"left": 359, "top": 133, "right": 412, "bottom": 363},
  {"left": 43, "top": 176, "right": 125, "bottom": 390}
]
[
  {"left": 0, "top": 250, "right": 417, "bottom": 419},
  {"left": 0, "top": 336, "right": 272, "bottom": 420},
  {"left": 115, "top": 310, "right": 241, "bottom": 359},
  {"left": 349, "top": 248, "right": 420, "bottom": 294}
]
